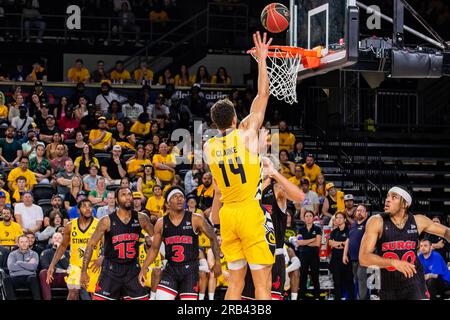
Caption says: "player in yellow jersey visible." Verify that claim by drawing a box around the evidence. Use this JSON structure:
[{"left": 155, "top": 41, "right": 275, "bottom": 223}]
[
  {"left": 46, "top": 199, "right": 102, "bottom": 300},
  {"left": 204, "top": 31, "right": 274, "bottom": 300},
  {"left": 138, "top": 240, "right": 164, "bottom": 300}
]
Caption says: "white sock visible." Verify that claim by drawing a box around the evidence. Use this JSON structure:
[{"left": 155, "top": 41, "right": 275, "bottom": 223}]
[
  {"left": 150, "top": 291, "right": 156, "bottom": 300},
  {"left": 199, "top": 293, "right": 205, "bottom": 300},
  {"left": 208, "top": 293, "right": 215, "bottom": 300},
  {"left": 291, "top": 293, "right": 298, "bottom": 300}
]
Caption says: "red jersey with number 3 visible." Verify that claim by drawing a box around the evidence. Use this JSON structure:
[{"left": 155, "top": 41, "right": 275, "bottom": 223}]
[
  {"left": 376, "top": 213, "right": 425, "bottom": 290},
  {"left": 104, "top": 210, "right": 142, "bottom": 264},
  {"left": 162, "top": 211, "right": 199, "bottom": 265}
]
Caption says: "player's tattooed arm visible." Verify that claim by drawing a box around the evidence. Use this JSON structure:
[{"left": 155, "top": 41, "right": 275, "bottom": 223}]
[
  {"left": 138, "top": 212, "right": 154, "bottom": 237},
  {"left": 81, "top": 216, "right": 110, "bottom": 274},
  {"left": 194, "top": 214, "right": 222, "bottom": 277}
]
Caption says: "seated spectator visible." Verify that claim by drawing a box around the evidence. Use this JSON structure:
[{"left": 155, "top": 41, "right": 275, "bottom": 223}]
[
  {"left": 67, "top": 59, "right": 90, "bottom": 83},
  {"left": 40, "top": 115, "right": 60, "bottom": 145},
  {"left": 36, "top": 210, "right": 63, "bottom": 244},
  {"left": 136, "top": 164, "right": 161, "bottom": 199},
  {"left": 89, "top": 116, "right": 113, "bottom": 152},
  {"left": 0, "top": 126, "right": 23, "bottom": 168},
  {"left": 288, "top": 164, "right": 305, "bottom": 188},
  {"left": 8, "top": 157, "right": 37, "bottom": 192},
  {"left": 122, "top": 95, "right": 144, "bottom": 123},
  {"left": 211, "top": 67, "right": 232, "bottom": 85},
  {"left": 83, "top": 163, "right": 100, "bottom": 192},
  {"left": 186, "top": 194, "right": 202, "bottom": 214},
  {"left": 73, "top": 96, "right": 89, "bottom": 121},
  {"left": 149, "top": 1, "right": 169, "bottom": 23},
  {"left": 152, "top": 142, "right": 176, "bottom": 187},
  {"left": 26, "top": 232, "right": 44, "bottom": 255},
  {"left": 0, "top": 91, "right": 9, "bottom": 123},
  {"left": 0, "top": 180, "right": 11, "bottom": 206},
  {"left": 72, "top": 82, "right": 87, "bottom": 105},
  {"left": 132, "top": 191, "right": 148, "bottom": 215},
  {"left": 279, "top": 149, "right": 295, "bottom": 179},
  {"left": 3, "top": 235, "right": 41, "bottom": 300},
  {"left": 8, "top": 94, "right": 24, "bottom": 123},
  {"left": 74, "top": 145, "right": 99, "bottom": 177},
  {"left": 322, "top": 183, "right": 345, "bottom": 223},
  {"left": 158, "top": 68, "right": 175, "bottom": 86},
  {"left": 134, "top": 62, "right": 154, "bottom": 85},
  {"left": 11, "top": 176, "right": 30, "bottom": 204},
  {"left": 63, "top": 175, "right": 84, "bottom": 211},
  {"left": 127, "top": 146, "right": 151, "bottom": 180},
  {"left": 423, "top": 216, "right": 450, "bottom": 262},
  {"left": 22, "top": 0, "right": 45, "bottom": 44},
  {"left": 184, "top": 162, "right": 205, "bottom": 195},
  {"left": 48, "top": 195, "right": 68, "bottom": 222},
  {"left": 14, "top": 192, "right": 43, "bottom": 234},
  {"left": 145, "top": 184, "right": 164, "bottom": 221},
  {"left": 55, "top": 159, "right": 76, "bottom": 197},
  {"left": 148, "top": 95, "right": 170, "bottom": 121},
  {"left": 192, "top": 172, "right": 214, "bottom": 212},
  {"left": 45, "top": 132, "right": 66, "bottom": 161},
  {"left": 27, "top": 93, "right": 45, "bottom": 118},
  {"left": 31, "top": 80, "right": 48, "bottom": 102},
  {"left": 67, "top": 191, "right": 97, "bottom": 220},
  {"left": 191, "top": 65, "right": 211, "bottom": 84},
  {"left": 185, "top": 84, "right": 208, "bottom": 118},
  {"left": 26, "top": 61, "right": 48, "bottom": 82},
  {"left": 110, "top": 60, "right": 131, "bottom": 84},
  {"left": 0, "top": 207, "right": 23, "bottom": 250},
  {"left": 130, "top": 112, "right": 151, "bottom": 139},
  {"left": 144, "top": 140, "right": 156, "bottom": 161},
  {"left": 96, "top": 192, "right": 117, "bottom": 219},
  {"left": 95, "top": 81, "right": 120, "bottom": 115},
  {"left": 11, "top": 105, "right": 33, "bottom": 139},
  {"left": 113, "top": 121, "right": 136, "bottom": 152},
  {"left": 137, "top": 84, "right": 152, "bottom": 109},
  {"left": 298, "top": 178, "right": 319, "bottom": 219},
  {"left": 100, "top": 145, "right": 127, "bottom": 185},
  {"left": 68, "top": 130, "right": 86, "bottom": 160},
  {"left": 50, "top": 143, "right": 70, "bottom": 176},
  {"left": 88, "top": 178, "right": 108, "bottom": 209},
  {"left": 79, "top": 104, "right": 98, "bottom": 132},
  {"left": 290, "top": 141, "right": 308, "bottom": 164},
  {"left": 38, "top": 232, "right": 69, "bottom": 300},
  {"left": 90, "top": 60, "right": 110, "bottom": 83},
  {"left": 419, "top": 238, "right": 450, "bottom": 299},
  {"left": 33, "top": 102, "right": 51, "bottom": 129},
  {"left": 53, "top": 96, "right": 68, "bottom": 120},
  {"left": 118, "top": 2, "right": 142, "bottom": 46},
  {"left": 311, "top": 173, "right": 326, "bottom": 203},
  {"left": 105, "top": 100, "right": 125, "bottom": 129},
  {"left": 168, "top": 98, "right": 193, "bottom": 130},
  {"left": 343, "top": 194, "right": 356, "bottom": 224},
  {"left": 272, "top": 120, "right": 296, "bottom": 153},
  {"left": 174, "top": 65, "right": 192, "bottom": 87},
  {"left": 11, "top": 63, "right": 28, "bottom": 82},
  {"left": 58, "top": 106, "right": 80, "bottom": 140},
  {"left": 302, "top": 154, "right": 321, "bottom": 187}
]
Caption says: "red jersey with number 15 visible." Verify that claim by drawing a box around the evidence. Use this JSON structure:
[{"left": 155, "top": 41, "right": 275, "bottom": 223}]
[{"left": 162, "top": 211, "right": 199, "bottom": 265}]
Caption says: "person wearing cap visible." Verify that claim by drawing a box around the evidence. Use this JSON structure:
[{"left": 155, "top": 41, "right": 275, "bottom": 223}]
[
  {"left": 0, "top": 189, "right": 11, "bottom": 211},
  {"left": 302, "top": 154, "right": 321, "bottom": 188},
  {"left": 95, "top": 80, "right": 120, "bottom": 115},
  {"left": 96, "top": 192, "right": 117, "bottom": 219},
  {"left": 21, "top": 129, "right": 44, "bottom": 159},
  {"left": 132, "top": 191, "right": 148, "bottom": 215},
  {"left": 288, "top": 164, "right": 305, "bottom": 188},
  {"left": 101, "top": 145, "right": 127, "bottom": 185},
  {"left": 89, "top": 116, "right": 113, "bottom": 151},
  {"left": 359, "top": 186, "right": 450, "bottom": 300},
  {"left": 7, "top": 156, "right": 37, "bottom": 192},
  {"left": 0, "top": 207, "right": 23, "bottom": 248},
  {"left": 0, "top": 126, "right": 23, "bottom": 168},
  {"left": 39, "top": 115, "right": 59, "bottom": 144},
  {"left": 343, "top": 194, "right": 357, "bottom": 224},
  {"left": 11, "top": 104, "right": 34, "bottom": 139},
  {"left": 67, "top": 59, "right": 90, "bottom": 84},
  {"left": 298, "top": 177, "right": 320, "bottom": 220},
  {"left": 33, "top": 102, "right": 51, "bottom": 128},
  {"left": 322, "top": 183, "right": 345, "bottom": 224}
]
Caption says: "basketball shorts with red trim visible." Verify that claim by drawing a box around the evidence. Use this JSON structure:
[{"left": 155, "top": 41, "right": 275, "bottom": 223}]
[
  {"left": 242, "top": 253, "right": 285, "bottom": 300},
  {"left": 94, "top": 259, "right": 149, "bottom": 300},
  {"left": 157, "top": 261, "right": 199, "bottom": 300}
]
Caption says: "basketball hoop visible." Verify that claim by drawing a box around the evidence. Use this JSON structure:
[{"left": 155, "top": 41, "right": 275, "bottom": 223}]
[{"left": 247, "top": 46, "right": 321, "bottom": 105}]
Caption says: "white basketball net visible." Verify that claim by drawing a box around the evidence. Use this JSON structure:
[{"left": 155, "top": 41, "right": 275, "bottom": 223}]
[{"left": 251, "top": 48, "right": 303, "bottom": 105}]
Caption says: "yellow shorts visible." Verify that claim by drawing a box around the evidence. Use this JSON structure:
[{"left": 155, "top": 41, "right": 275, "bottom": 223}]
[
  {"left": 219, "top": 199, "right": 276, "bottom": 266},
  {"left": 65, "top": 264, "right": 101, "bottom": 293}
]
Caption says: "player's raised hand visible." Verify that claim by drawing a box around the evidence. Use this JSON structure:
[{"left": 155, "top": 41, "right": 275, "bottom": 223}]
[
  {"left": 248, "top": 31, "right": 273, "bottom": 61},
  {"left": 392, "top": 259, "right": 416, "bottom": 278},
  {"left": 138, "top": 268, "right": 148, "bottom": 287}
]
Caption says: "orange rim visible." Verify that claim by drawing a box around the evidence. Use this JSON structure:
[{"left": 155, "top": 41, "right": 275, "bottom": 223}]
[{"left": 247, "top": 46, "right": 322, "bottom": 58}]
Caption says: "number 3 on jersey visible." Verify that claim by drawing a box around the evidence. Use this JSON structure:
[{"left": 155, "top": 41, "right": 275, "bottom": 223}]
[{"left": 218, "top": 156, "right": 247, "bottom": 187}]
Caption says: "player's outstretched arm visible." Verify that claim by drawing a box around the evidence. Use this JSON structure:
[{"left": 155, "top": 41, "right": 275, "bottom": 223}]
[
  {"left": 80, "top": 216, "right": 110, "bottom": 288},
  {"left": 415, "top": 214, "right": 450, "bottom": 242},
  {"left": 359, "top": 215, "right": 416, "bottom": 278},
  {"left": 139, "top": 218, "right": 163, "bottom": 287},
  {"left": 46, "top": 222, "right": 72, "bottom": 284},
  {"left": 240, "top": 31, "right": 272, "bottom": 133},
  {"left": 138, "top": 211, "right": 155, "bottom": 237},
  {"left": 193, "top": 213, "right": 222, "bottom": 278}
]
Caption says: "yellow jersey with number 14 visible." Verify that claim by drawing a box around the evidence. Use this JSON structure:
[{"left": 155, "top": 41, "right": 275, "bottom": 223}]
[{"left": 206, "top": 129, "right": 263, "bottom": 203}]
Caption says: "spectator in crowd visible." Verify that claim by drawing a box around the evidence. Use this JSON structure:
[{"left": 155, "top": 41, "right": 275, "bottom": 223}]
[
  {"left": 149, "top": 1, "right": 169, "bottom": 23},
  {"left": 101, "top": 145, "right": 127, "bottom": 185},
  {"left": 71, "top": 83, "right": 87, "bottom": 108},
  {"left": 419, "top": 238, "right": 450, "bottom": 299},
  {"left": 105, "top": 100, "right": 125, "bottom": 129},
  {"left": 32, "top": 80, "right": 48, "bottom": 102},
  {"left": 279, "top": 149, "right": 295, "bottom": 179},
  {"left": 145, "top": 184, "right": 164, "bottom": 221},
  {"left": 192, "top": 65, "right": 211, "bottom": 84},
  {"left": 272, "top": 120, "right": 295, "bottom": 153},
  {"left": 298, "top": 178, "right": 319, "bottom": 219},
  {"left": 67, "top": 191, "right": 97, "bottom": 220},
  {"left": 290, "top": 140, "right": 308, "bottom": 164},
  {"left": 152, "top": 142, "right": 176, "bottom": 187},
  {"left": 53, "top": 96, "right": 69, "bottom": 120},
  {"left": 11, "top": 176, "right": 29, "bottom": 204},
  {"left": 50, "top": 143, "right": 70, "bottom": 176},
  {"left": 73, "top": 96, "right": 89, "bottom": 121},
  {"left": 95, "top": 81, "right": 120, "bottom": 115},
  {"left": 33, "top": 103, "right": 50, "bottom": 128},
  {"left": 288, "top": 164, "right": 305, "bottom": 188},
  {"left": 7, "top": 156, "right": 37, "bottom": 192},
  {"left": 0, "top": 126, "right": 23, "bottom": 168},
  {"left": 0, "top": 177, "right": 11, "bottom": 206},
  {"left": 329, "top": 211, "right": 354, "bottom": 300},
  {"left": 192, "top": 172, "right": 214, "bottom": 212},
  {"left": 40, "top": 115, "right": 59, "bottom": 145},
  {"left": 22, "top": 0, "right": 45, "bottom": 44},
  {"left": 96, "top": 192, "right": 116, "bottom": 219},
  {"left": 14, "top": 191, "right": 43, "bottom": 234},
  {"left": 89, "top": 116, "right": 113, "bottom": 152},
  {"left": 26, "top": 232, "right": 44, "bottom": 256},
  {"left": 8, "top": 95, "right": 24, "bottom": 123},
  {"left": 38, "top": 231, "right": 69, "bottom": 300},
  {"left": 117, "top": 2, "right": 142, "bottom": 46},
  {"left": 211, "top": 67, "right": 232, "bottom": 84},
  {"left": 83, "top": 163, "right": 100, "bottom": 192},
  {"left": 0, "top": 91, "right": 8, "bottom": 123},
  {"left": 114, "top": 0, "right": 131, "bottom": 12},
  {"left": 302, "top": 154, "right": 321, "bottom": 187},
  {"left": 0, "top": 207, "right": 23, "bottom": 250},
  {"left": 174, "top": 65, "right": 191, "bottom": 86},
  {"left": 73, "top": 145, "right": 99, "bottom": 177},
  {"left": 311, "top": 174, "right": 326, "bottom": 200},
  {"left": 343, "top": 194, "right": 356, "bottom": 224},
  {"left": 184, "top": 161, "right": 204, "bottom": 194},
  {"left": 63, "top": 175, "right": 83, "bottom": 211},
  {"left": 424, "top": 216, "right": 450, "bottom": 262},
  {"left": 148, "top": 94, "right": 170, "bottom": 120},
  {"left": 158, "top": 68, "right": 175, "bottom": 86},
  {"left": 168, "top": 98, "right": 192, "bottom": 130},
  {"left": 132, "top": 191, "right": 148, "bottom": 214},
  {"left": 295, "top": 210, "right": 321, "bottom": 300},
  {"left": 49, "top": 195, "right": 67, "bottom": 221},
  {"left": 28, "top": 93, "right": 44, "bottom": 118},
  {"left": 322, "top": 183, "right": 345, "bottom": 223},
  {"left": 122, "top": 95, "right": 144, "bottom": 123},
  {"left": 58, "top": 106, "right": 79, "bottom": 140},
  {"left": 134, "top": 61, "right": 154, "bottom": 84},
  {"left": 136, "top": 163, "right": 161, "bottom": 199},
  {"left": 79, "top": 104, "right": 98, "bottom": 132},
  {"left": 112, "top": 121, "right": 136, "bottom": 152},
  {"left": 67, "top": 59, "right": 90, "bottom": 84},
  {"left": 343, "top": 204, "right": 369, "bottom": 300},
  {"left": 186, "top": 194, "right": 201, "bottom": 214},
  {"left": 45, "top": 132, "right": 67, "bottom": 161},
  {"left": 110, "top": 60, "right": 131, "bottom": 83},
  {"left": 36, "top": 210, "right": 63, "bottom": 244},
  {"left": 127, "top": 146, "right": 151, "bottom": 180},
  {"left": 4, "top": 234, "right": 41, "bottom": 299},
  {"left": 29, "top": 144, "right": 51, "bottom": 184},
  {"left": 55, "top": 159, "right": 76, "bottom": 197},
  {"left": 90, "top": 60, "right": 110, "bottom": 83},
  {"left": 11, "top": 63, "right": 28, "bottom": 82},
  {"left": 26, "top": 61, "right": 48, "bottom": 82}
]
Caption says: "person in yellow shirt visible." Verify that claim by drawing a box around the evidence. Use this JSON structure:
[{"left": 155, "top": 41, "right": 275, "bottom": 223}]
[
  {"left": 0, "top": 188, "right": 12, "bottom": 205},
  {"left": 130, "top": 112, "right": 151, "bottom": 138},
  {"left": 0, "top": 91, "right": 9, "bottom": 123},
  {"left": 110, "top": 60, "right": 131, "bottom": 83},
  {"left": 67, "top": 59, "right": 90, "bottom": 83},
  {"left": 88, "top": 117, "right": 113, "bottom": 151},
  {"left": 272, "top": 120, "right": 296, "bottom": 153},
  {"left": 211, "top": 67, "right": 232, "bottom": 85},
  {"left": 302, "top": 154, "right": 321, "bottom": 187},
  {"left": 145, "top": 185, "right": 165, "bottom": 221},
  {"left": 288, "top": 165, "right": 305, "bottom": 188},
  {"left": 322, "top": 183, "right": 345, "bottom": 223},
  {"left": 0, "top": 207, "right": 23, "bottom": 249},
  {"left": 311, "top": 174, "right": 326, "bottom": 198},
  {"left": 7, "top": 157, "right": 37, "bottom": 191},
  {"left": 174, "top": 65, "right": 192, "bottom": 86},
  {"left": 12, "top": 176, "right": 29, "bottom": 203},
  {"left": 152, "top": 143, "right": 176, "bottom": 186},
  {"left": 27, "top": 61, "right": 48, "bottom": 82},
  {"left": 127, "top": 146, "right": 151, "bottom": 180},
  {"left": 134, "top": 61, "right": 154, "bottom": 84}
]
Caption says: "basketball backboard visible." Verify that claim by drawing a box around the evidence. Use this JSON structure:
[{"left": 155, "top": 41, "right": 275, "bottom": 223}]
[{"left": 289, "top": 0, "right": 359, "bottom": 79}]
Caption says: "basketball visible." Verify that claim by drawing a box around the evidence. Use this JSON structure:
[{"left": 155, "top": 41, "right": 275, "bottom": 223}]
[{"left": 261, "top": 3, "right": 290, "bottom": 33}]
